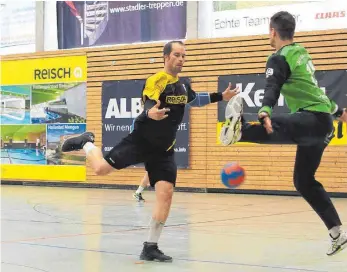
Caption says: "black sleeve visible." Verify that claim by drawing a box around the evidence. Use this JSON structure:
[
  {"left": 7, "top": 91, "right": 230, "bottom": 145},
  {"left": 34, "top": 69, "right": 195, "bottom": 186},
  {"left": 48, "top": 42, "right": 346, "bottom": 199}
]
[
  {"left": 186, "top": 83, "right": 197, "bottom": 103},
  {"left": 210, "top": 92, "right": 223, "bottom": 103},
  {"left": 262, "top": 54, "right": 291, "bottom": 108},
  {"left": 140, "top": 99, "right": 157, "bottom": 119},
  {"left": 143, "top": 98, "right": 157, "bottom": 111}
]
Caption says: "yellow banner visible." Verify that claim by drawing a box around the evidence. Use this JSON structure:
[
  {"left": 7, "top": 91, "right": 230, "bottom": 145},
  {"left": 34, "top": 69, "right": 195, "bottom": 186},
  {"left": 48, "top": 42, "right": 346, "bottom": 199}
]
[
  {"left": 216, "top": 121, "right": 347, "bottom": 146},
  {"left": 1, "top": 55, "right": 87, "bottom": 85},
  {"left": 331, "top": 120, "right": 347, "bottom": 145},
  {"left": 1, "top": 165, "right": 86, "bottom": 182}
]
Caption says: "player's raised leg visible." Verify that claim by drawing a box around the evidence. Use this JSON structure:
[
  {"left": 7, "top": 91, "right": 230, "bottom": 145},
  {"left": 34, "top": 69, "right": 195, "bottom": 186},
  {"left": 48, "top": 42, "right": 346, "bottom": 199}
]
[
  {"left": 62, "top": 132, "right": 113, "bottom": 175},
  {"left": 219, "top": 95, "right": 287, "bottom": 146},
  {"left": 62, "top": 132, "right": 145, "bottom": 176}
]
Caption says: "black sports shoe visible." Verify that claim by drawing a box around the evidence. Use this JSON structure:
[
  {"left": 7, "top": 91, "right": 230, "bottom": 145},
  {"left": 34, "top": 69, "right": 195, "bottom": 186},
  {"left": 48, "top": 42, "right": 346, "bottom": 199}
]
[
  {"left": 139, "top": 242, "right": 172, "bottom": 262},
  {"left": 61, "top": 132, "right": 95, "bottom": 152}
]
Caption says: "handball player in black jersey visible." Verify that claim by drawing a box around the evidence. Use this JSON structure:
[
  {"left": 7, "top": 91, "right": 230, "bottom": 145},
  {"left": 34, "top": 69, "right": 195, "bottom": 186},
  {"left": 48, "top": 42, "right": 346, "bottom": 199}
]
[{"left": 61, "top": 40, "right": 239, "bottom": 262}]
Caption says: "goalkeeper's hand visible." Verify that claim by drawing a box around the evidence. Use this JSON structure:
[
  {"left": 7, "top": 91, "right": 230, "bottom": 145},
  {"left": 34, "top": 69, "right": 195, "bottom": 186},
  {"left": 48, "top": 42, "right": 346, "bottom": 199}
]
[{"left": 338, "top": 108, "right": 347, "bottom": 123}]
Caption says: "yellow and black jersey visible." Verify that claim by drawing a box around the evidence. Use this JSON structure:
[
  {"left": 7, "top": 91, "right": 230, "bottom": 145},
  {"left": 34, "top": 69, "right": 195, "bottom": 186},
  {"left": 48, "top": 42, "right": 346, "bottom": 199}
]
[
  {"left": 142, "top": 71, "right": 194, "bottom": 109},
  {"left": 133, "top": 71, "right": 222, "bottom": 151}
]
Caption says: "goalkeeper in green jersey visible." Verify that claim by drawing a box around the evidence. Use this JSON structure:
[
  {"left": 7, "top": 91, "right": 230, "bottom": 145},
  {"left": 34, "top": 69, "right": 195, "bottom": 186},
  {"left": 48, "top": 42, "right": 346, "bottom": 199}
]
[{"left": 220, "top": 11, "right": 347, "bottom": 256}]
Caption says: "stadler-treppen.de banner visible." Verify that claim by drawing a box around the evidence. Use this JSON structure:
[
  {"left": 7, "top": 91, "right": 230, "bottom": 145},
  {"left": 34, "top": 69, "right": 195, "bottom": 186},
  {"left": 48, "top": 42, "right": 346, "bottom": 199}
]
[
  {"left": 102, "top": 79, "right": 190, "bottom": 168},
  {"left": 57, "top": 1, "right": 187, "bottom": 49},
  {"left": 217, "top": 70, "right": 347, "bottom": 146}
]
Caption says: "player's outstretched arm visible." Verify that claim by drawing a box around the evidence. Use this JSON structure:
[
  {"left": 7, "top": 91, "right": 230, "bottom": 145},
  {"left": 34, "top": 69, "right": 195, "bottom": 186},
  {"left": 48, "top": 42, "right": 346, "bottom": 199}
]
[{"left": 188, "top": 83, "right": 239, "bottom": 107}]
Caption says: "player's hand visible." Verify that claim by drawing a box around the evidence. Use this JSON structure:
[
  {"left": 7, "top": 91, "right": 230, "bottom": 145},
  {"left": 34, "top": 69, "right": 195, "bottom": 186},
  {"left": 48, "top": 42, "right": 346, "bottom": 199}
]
[
  {"left": 222, "top": 83, "right": 240, "bottom": 101},
  {"left": 147, "top": 100, "right": 170, "bottom": 121},
  {"left": 338, "top": 108, "right": 347, "bottom": 123},
  {"left": 259, "top": 112, "right": 273, "bottom": 134}
]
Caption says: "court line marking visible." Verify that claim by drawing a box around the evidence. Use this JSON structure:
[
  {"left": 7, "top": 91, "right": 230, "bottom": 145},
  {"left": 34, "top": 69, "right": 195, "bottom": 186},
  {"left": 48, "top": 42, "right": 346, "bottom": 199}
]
[
  {"left": 1, "top": 209, "right": 312, "bottom": 244},
  {"left": 13, "top": 242, "right": 328, "bottom": 272},
  {"left": 0, "top": 218, "right": 327, "bottom": 242},
  {"left": 28, "top": 199, "right": 287, "bottom": 225},
  {"left": 1, "top": 261, "right": 49, "bottom": 272},
  {"left": 1, "top": 226, "right": 146, "bottom": 244}
]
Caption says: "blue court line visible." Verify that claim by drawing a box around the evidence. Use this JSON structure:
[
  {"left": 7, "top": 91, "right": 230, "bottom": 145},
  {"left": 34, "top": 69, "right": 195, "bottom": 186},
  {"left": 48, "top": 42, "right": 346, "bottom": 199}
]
[
  {"left": 15, "top": 242, "right": 328, "bottom": 272},
  {"left": 1, "top": 261, "right": 49, "bottom": 272}
]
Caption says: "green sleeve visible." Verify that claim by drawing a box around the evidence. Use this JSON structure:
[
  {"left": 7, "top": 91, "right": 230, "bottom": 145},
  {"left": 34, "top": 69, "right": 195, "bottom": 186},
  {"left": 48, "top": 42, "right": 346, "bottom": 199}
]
[
  {"left": 330, "top": 100, "right": 338, "bottom": 114},
  {"left": 258, "top": 106, "right": 272, "bottom": 117}
]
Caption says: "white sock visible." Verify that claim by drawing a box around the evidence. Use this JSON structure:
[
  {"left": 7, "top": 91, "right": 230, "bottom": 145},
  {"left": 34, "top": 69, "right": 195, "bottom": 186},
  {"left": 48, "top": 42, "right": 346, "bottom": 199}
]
[
  {"left": 136, "top": 186, "right": 145, "bottom": 194},
  {"left": 147, "top": 219, "right": 165, "bottom": 244},
  {"left": 83, "top": 142, "right": 96, "bottom": 155},
  {"left": 329, "top": 225, "right": 341, "bottom": 239}
]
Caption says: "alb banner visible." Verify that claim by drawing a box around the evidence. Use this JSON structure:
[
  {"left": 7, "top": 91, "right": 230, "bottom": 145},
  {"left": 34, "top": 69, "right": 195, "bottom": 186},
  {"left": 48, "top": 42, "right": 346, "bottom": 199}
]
[
  {"left": 57, "top": 1, "right": 187, "bottom": 49},
  {"left": 102, "top": 79, "right": 190, "bottom": 168}
]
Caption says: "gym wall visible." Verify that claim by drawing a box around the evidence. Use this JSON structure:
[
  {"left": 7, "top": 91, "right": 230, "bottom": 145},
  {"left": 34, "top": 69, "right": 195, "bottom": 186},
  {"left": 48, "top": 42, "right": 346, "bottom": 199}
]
[{"left": 1, "top": 29, "right": 346, "bottom": 193}]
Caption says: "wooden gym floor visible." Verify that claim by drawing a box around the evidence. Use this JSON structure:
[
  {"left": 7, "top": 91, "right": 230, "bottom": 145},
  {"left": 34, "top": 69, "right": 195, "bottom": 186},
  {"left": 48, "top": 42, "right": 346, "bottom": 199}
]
[{"left": 1, "top": 185, "right": 346, "bottom": 272}]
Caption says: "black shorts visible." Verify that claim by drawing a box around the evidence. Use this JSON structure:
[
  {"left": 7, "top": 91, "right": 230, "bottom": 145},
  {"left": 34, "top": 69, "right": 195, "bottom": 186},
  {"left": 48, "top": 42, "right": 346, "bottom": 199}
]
[{"left": 104, "top": 133, "right": 177, "bottom": 187}]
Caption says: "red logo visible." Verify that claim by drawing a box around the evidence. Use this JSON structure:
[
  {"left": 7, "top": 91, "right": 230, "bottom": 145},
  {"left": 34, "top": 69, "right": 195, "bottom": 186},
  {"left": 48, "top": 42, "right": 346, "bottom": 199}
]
[{"left": 315, "top": 11, "right": 345, "bottom": 19}]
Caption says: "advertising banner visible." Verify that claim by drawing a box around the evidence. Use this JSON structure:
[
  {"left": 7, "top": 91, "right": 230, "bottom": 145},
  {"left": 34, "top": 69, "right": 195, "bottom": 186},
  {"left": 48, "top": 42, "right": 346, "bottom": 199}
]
[
  {"left": 199, "top": 1, "right": 346, "bottom": 39},
  {"left": 57, "top": 1, "right": 187, "bottom": 49},
  {"left": 1, "top": 124, "right": 47, "bottom": 165},
  {"left": 0, "top": 2, "right": 36, "bottom": 55},
  {"left": 1, "top": 55, "right": 87, "bottom": 181},
  {"left": 46, "top": 124, "right": 87, "bottom": 165},
  {"left": 217, "top": 70, "right": 347, "bottom": 146},
  {"left": 102, "top": 79, "right": 190, "bottom": 168}
]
